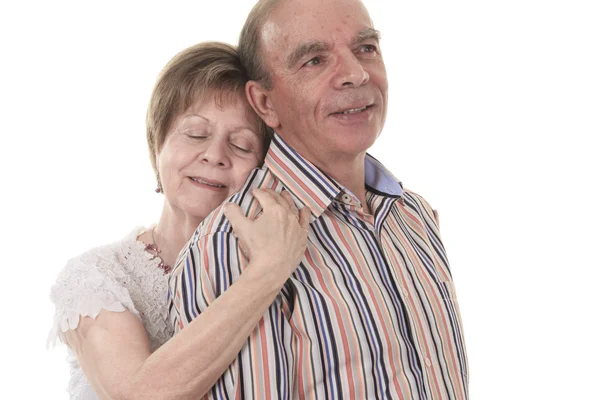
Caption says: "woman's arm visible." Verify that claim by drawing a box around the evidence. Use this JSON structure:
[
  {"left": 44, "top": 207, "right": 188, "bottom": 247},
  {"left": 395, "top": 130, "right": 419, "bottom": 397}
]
[{"left": 65, "top": 189, "right": 310, "bottom": 400}]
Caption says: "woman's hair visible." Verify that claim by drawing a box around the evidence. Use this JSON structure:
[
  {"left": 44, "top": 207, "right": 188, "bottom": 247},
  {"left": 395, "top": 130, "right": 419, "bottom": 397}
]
[{"left": 146, "top": 41, "right": 272, "bottom": 176}]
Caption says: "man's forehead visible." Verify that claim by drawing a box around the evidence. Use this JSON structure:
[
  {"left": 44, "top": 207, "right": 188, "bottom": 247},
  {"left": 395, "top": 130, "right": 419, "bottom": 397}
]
[
  {"left": 260, "top": 20, "right": 281, "bottom": 52},
  {"left": 259, "top": 0, "right": 374, "bottom": 54}
]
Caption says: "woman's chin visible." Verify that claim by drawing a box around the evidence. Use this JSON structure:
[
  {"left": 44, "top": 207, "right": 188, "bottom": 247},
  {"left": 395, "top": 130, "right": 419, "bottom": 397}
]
[{"left": 179, "top": 197, "right": 228, "bottom": 221}]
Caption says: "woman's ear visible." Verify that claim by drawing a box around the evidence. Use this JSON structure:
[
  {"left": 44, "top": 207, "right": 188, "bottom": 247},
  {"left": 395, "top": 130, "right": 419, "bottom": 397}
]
[{"left": 245, "top": 81, "right": 280, "bottom": 129}]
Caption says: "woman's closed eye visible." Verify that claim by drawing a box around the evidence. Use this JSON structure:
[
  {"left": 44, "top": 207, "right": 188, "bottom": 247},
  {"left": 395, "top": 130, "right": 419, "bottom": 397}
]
[
  {"left": 230, "top": 140, "right": 253, "bottom": 154},
  {"left": 183, "top": 129, "right": 209, "bottom": 139},
  {"left": 229, "top": 131, "right": 260, "bottom": 155}
]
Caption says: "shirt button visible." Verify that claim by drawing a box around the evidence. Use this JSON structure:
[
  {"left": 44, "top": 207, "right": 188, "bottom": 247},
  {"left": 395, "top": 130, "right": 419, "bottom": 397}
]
[
  {"left": 342, "top": 194, "right": 352, "bottom": 203},
  {"left": 425, "top": 358, "right": 432, "bottom": 367}
]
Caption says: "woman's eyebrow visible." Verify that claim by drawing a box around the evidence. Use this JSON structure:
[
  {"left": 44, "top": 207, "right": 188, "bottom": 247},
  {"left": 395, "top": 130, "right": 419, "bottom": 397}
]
[
  {"left": 230, "top": 126, "right": 259, "bottom": 137},
  {"left": 183, "top": 114, "right": 210, "bottom": 123}
]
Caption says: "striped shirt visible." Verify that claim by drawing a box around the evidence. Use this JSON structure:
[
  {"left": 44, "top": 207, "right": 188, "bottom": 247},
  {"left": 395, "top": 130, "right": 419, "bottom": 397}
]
[{"left": 168, "top": 133, "right": 469, "bottom": 399}]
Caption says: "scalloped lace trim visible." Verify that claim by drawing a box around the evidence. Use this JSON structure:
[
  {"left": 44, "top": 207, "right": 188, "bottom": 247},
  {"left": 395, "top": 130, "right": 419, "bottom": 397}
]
[{"left": 49, "top": 228, "right": 174, "bottom": 397}]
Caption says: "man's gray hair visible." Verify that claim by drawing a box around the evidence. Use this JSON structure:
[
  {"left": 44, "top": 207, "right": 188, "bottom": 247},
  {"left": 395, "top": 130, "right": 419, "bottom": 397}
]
[{"left": 238, "top": 0, "right": 282, "bottom": 90}]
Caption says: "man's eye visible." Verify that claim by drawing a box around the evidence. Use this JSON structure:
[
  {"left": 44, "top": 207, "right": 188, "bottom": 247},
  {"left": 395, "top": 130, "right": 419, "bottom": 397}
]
[
  {"left": 305, "top": 57, "right": 322, "bottom": 66},
  {"left": 360, "top": 44, "right": 378, "bottom": 53}
]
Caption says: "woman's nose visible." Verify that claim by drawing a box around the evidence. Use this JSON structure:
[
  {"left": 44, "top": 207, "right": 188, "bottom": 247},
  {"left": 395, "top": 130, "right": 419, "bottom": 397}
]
[{"left": 200, "top": 138, "right": 229, "bottom": 167}]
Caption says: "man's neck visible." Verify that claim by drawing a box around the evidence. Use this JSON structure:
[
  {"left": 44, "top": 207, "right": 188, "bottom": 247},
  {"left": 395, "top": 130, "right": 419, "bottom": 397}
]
[
  {"left": 271, "top": 132, "right": 371, "bottom": 210},
  {"left": 310, "top": 151, "right": 368, "bottom": 207}
]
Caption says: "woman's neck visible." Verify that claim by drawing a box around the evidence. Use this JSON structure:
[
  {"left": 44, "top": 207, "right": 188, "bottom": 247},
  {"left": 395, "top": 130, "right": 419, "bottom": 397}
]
[{"left": 152, "top": 202, "right": 204, "bottom": 267}]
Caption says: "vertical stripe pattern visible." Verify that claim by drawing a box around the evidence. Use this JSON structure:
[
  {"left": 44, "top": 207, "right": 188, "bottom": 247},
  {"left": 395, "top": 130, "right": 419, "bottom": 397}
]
[{"left": 168, "top": 134, "right": 468, "bottom": 399}]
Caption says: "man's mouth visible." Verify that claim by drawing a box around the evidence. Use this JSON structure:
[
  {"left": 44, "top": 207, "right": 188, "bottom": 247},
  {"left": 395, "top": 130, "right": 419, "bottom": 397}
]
[
  {"left": 333, "top": 104, "right": 373, "bottom": 115},
  {"left": 190, "top": 177, "right": 226, "bottom": 188},
  {"left": 342, "top": 106, "right": 367, "bottom": 114}
]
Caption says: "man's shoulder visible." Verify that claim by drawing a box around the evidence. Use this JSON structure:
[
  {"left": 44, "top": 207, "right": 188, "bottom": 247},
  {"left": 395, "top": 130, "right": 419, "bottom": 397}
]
[
  {"left": 402, "top": 188, "right": 434, "bottom": 209},
  {"left": 401, "top": 188, "right": 440, "bottom": 227}
]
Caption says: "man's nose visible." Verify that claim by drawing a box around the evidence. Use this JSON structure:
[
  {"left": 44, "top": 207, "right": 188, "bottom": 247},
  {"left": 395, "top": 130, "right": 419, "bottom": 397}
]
[{"left": 333, "top": 51, "right": 370, "bottom": 89}]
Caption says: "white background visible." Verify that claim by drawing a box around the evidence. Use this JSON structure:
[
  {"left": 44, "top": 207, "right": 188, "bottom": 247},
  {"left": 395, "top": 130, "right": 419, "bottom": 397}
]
[{"left": 1, "top": 0, "right": 599, "bottom": 398}]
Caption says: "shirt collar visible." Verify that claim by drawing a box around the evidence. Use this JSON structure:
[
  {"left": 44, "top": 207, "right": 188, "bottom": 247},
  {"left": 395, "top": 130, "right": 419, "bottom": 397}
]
[
  {"left": 264, "top": 133, "right": 403, "bottom": 218},
  {"left": 364, "top": 153, "right": 404, "bottom": 197}
]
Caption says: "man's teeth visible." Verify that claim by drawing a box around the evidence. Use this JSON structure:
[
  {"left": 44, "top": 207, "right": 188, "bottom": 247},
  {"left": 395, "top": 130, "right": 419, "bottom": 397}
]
[
  {"left": 342, "top": 106, "right": 368, "bottom": 115},
  {"left": 191, "top": 177, "right": 224, "bottom": 188}
]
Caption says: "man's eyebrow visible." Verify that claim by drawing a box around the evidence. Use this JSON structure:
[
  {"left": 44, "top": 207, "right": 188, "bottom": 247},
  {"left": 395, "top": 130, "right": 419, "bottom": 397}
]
[
  {"left": 352, "top": 28, "right": 381, "bottom": 46},
  {"left": 286, "top": 41, "right": 329, "bottom": 69}
]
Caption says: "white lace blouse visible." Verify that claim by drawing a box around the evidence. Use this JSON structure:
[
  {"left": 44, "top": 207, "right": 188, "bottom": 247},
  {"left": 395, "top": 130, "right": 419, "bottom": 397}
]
[{"left": 48, "top": 227, "right": 174, "bottom": 399}]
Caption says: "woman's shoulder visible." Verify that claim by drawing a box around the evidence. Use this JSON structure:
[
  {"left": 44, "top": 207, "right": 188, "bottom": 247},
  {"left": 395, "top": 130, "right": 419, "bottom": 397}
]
[{"left": 48, "top": 227, "right": 149, "bottom": 347}]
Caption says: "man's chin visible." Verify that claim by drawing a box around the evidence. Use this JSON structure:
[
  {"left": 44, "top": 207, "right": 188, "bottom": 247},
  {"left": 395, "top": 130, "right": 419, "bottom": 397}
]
[{"left": 325, "top": 131, "right": 379, "bottom": 157}]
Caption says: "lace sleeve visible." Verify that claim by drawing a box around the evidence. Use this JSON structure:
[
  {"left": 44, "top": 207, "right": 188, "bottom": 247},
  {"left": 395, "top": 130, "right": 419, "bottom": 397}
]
[{"left": 47, "top": 245, "right": 140, "bottom": 348}]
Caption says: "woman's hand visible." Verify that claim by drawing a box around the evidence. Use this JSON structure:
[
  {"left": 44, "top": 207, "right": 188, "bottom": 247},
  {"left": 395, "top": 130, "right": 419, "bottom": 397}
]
[
  {"left": 64, "top": 192, "right": 310, "bottom": 400},
  {"left": 224, "top": 189, "right": 310, "bottom": 284}
]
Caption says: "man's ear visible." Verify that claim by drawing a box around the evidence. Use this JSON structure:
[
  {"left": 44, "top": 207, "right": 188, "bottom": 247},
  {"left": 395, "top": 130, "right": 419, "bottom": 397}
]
[{"left": 245, "top": 80, "right": 280, "bottom": 129}]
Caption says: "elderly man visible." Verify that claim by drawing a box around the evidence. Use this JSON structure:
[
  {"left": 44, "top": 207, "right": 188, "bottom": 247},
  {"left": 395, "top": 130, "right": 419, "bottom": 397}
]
[{"left": 169, "top": 0, "right": 468, "bottom": 398}]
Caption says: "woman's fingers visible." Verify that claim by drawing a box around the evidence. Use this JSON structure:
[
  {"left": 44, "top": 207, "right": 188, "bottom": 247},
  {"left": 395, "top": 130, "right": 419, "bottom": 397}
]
[
  {"left": 299, "top": 207, "right": 311, "bottom": 230},
  {"left": 280, "top": 190, "right": 300, "bottom": 217},
  {"left": 260, "top": 188, "right": 290, "bottom": 210},
  {"left": 228, "top": 188, "right": 311, "bottom": 283},
  {"left": 252, "top": 187, "right": 310, "bottom": 231},
  {"left": 223, "top": 204, "right": 252, "bottom": 258},
  {"left": 251, "top": 189, "right": 278, "bottom": 211},
  {"left": 255, "top": 188, "right": 301, "bottom": 219},
  {"left": 262, "top": 188, "right": 300, "bottom": 218},
  {"left": 223, "top": 203, "right": 249, "bottom": 233}
]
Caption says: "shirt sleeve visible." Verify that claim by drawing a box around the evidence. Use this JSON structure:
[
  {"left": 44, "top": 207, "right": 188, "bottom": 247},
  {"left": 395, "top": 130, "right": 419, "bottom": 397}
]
[
  {"left": 168, "top": 230, "right": 296, "bottom": 398},
  {"left": 168, "top": 231, "right": 248, "bottom": 332},
  {"left": 48, "top": 247, "right": 139, "bottom": 348}
]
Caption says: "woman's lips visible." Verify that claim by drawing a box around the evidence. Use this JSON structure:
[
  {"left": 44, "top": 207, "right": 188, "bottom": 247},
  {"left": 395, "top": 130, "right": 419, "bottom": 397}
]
[{"left": 189, "top": 176, "right": 226, "bottom": 190}]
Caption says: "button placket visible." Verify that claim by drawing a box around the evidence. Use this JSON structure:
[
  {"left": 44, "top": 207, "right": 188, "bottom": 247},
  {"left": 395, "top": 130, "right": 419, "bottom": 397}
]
[{"left": 380, "top": 231, "right": 439, "bottom": 383}]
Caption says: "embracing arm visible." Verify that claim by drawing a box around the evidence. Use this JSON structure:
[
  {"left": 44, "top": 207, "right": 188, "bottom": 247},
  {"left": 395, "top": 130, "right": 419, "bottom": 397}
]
[
  {"left": 66, "top": 263, "right": 288, "bottom": 400},
  {"left": 65, "top": 189, "right": 309, "bottom": 400}
]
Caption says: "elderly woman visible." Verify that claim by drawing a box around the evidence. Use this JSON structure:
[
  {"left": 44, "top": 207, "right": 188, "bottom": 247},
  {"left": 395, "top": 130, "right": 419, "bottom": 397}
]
[{"left": 49, "top": 42, "right": 310, "bottom": 399}]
